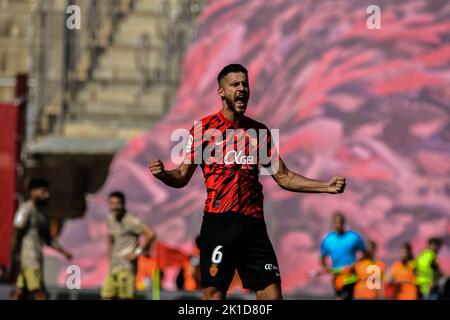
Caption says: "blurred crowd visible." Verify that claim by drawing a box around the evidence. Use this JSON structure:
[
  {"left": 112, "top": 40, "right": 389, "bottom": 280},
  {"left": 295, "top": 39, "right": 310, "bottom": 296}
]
[
  {"left": 5, "top": 179, "right": 448, "bottom": 300},
  {"left": 319, "top": 213, "right": 448, "bottom": 300}
]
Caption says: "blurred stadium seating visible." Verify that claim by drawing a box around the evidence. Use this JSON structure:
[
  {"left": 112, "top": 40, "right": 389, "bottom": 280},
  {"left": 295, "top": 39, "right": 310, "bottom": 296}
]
[{"left": 0, "top": 0, "right": 204, "bottom": 220}]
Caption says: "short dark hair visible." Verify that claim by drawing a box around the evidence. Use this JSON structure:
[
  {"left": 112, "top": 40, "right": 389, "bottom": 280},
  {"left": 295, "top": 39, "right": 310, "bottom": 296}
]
[
  {"left": 109, "top": 191, "right": 126, "bottom": 205},
  {"left": 28, "top": 177, "right": 49, "bottom": 191},
  {"left": 367, "top": 240, "right": 377, "bottom": 250},
  {"left": 402, "top": 242, "right": 414, "bottom": 260},
  {"left": 333, "top": 212, "right": 346, "bottom": 223},
  {"left": 428, "top": 237, "right": 443, "bottom": 247},
  {"left": 217, "top": 64, "right": 248, "bottom": 86}
]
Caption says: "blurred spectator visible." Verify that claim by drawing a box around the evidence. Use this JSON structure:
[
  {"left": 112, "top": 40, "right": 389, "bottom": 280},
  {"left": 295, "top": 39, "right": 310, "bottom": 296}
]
[
  {"left": 176, "top": 235, "right": 201, "bottom": 292},
  {"left": 386, "top": 242, "right": 418, "bottom": 300},
  {"left": 135, "top": 245, "right": 160, "bottom": 294},
  {"left": 10, "top": 177, "right": 73, "bottom": 300},
  {"left": 101, "top": 191, "right": 156, "bottom": 300},
  {"left": 320, "top": 212, "right": 366, "bottom": 300},
  {"left": 354, "top": 240, "right": 385, "bottom": 299},
  {"left": 416, "top": 237, "right": 443, "bottom": 299}
]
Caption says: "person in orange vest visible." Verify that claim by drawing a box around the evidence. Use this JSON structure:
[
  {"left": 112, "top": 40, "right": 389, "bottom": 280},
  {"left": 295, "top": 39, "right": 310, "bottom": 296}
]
[
  {"left": 354, "top": 240, "right": 385, "bottom": 300},
  {"left": 175, "top": 235, "right": 202, "bottom": 292},
  {"left": 182, "top": 236, "right": 202, "bottom": 292},
  {"left": 135, "top": 246, "right": 159, "bottom": 293},
  {"left": 386, "top": 242, "right": 418, "bottom": 300}
]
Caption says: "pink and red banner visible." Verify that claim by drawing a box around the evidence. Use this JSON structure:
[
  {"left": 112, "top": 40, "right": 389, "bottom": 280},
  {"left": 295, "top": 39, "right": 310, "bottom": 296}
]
[{"left": 60, "top": 0, "right": 450, "bottom": 294}]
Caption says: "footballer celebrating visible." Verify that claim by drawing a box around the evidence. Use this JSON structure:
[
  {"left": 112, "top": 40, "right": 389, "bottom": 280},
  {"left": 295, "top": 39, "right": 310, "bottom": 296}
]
[{"left": 149, "top": 64, "right": 346, "bottom": 300}]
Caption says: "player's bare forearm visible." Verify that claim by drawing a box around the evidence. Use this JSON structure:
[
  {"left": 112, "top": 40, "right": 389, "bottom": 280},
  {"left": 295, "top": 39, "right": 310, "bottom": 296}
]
[
  {"left": 124, "top": 227, "right": 156, "bottom": 262},
  {"left": 49, "top": 240, "right": 62, "bottom": 252},
  {"left": 280, "top": 171, "right": 329, "bottom": 193},
  {"left": 10, "top": 231, "right": 18, "bottom": 257},
  {"left": 158, "top": 168, "right": 190, "bottom": 188},
  {"left": 10, "top": 229, "right": 22, "bottom": 262},
  {"left": 273, "top": 158, "right": 346, "bottom": 194},
  {"left": 8, "top": 229, "right": 23, "bottom": 279},
  {"left": 141, "top": 226, "right": 157, "bottom": 251},
  {"left": 107, "top": 236, "right": 113, "bottom": 259},
  {"left": 320, "top": 256, "right": 332, "bottom": 273},
  {"left": 149, "top": 160, "right": 197, "bottom": 188},
  {"left": 49, "top": 239, "right": 73, "bottom": 260}
]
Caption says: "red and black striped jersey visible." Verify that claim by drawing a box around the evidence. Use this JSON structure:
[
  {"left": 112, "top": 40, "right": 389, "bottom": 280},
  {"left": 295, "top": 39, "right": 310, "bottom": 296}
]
[{"left": 185, "top": 111, "right": 277, "bottom": 219}]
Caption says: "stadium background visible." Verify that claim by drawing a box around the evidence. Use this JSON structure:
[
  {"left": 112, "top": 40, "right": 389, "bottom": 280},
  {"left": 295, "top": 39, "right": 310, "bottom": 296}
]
[{"left": 0, "top": 0, "right": 449, "bottom": 298}]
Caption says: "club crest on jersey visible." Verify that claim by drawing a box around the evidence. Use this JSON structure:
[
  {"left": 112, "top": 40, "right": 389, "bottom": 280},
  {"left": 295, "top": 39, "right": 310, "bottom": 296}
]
[
  {"left": 210, "top": 263, "right": 219, "bottom": 277},
  {"left": 185, "top": 134, "right": 194, "bottom": 153}
]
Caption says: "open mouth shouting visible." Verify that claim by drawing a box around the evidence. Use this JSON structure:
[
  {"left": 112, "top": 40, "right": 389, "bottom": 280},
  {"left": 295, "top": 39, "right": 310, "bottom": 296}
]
[{"left": 235, "top": 93, "right": 247, "bottom": 110}]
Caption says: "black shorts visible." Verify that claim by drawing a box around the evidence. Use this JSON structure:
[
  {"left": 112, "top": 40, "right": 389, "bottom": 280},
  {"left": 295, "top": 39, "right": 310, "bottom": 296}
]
[
  {"left": 335, "top": 283, "right": 355, "bottom": 300},
  {"left": 199, "top": 212, "right": 281, "bottom": 291}
]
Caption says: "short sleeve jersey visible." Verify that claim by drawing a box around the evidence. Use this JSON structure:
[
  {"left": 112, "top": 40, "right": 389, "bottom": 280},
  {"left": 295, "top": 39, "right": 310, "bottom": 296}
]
[
  {"left": 13, "top": 200, "right": 50, "bottom": 268},
  {"left": 185, "top": 111, "right": 278, "bottom": 219}
]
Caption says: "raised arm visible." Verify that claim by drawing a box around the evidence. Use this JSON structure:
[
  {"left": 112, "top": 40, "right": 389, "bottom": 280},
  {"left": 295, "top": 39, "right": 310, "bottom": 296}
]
[
  {"left": 271, "top": 157, "right": 346, "bottom": 194},
  {"left": 149, "top": 160, "right": 197, "bottom": 188}
]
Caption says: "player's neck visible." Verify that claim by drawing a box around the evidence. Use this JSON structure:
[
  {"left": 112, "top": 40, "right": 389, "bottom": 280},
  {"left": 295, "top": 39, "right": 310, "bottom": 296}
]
[{"left": 221, "top": 105, "right": 243, "bottom": 124}]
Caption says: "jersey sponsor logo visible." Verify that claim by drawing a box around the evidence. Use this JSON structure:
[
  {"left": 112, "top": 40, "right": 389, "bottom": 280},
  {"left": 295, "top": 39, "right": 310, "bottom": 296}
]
[
  {"left": 224, "top": 150, "right": 256, "bottom": 165},
  {"left": 171, "top": 125, "right": 279, "bottom": 175},
  {"left": 264, "top": 264, "right": 279, "bottom": 271}
]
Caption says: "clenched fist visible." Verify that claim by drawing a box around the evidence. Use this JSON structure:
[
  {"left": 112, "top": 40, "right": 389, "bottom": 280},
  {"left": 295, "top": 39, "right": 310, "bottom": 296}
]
[
  {"left": 326, "top": 176, "right": 346, "bottom": 194},
  {"left": 149, "top": 159, "right": 165, "bottom": 178}
]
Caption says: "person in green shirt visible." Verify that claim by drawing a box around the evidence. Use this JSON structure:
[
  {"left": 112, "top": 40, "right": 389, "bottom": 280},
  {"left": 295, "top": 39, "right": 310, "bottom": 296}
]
[{"left": 416, "top": 237, "right": 443, "bottom": 299}]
